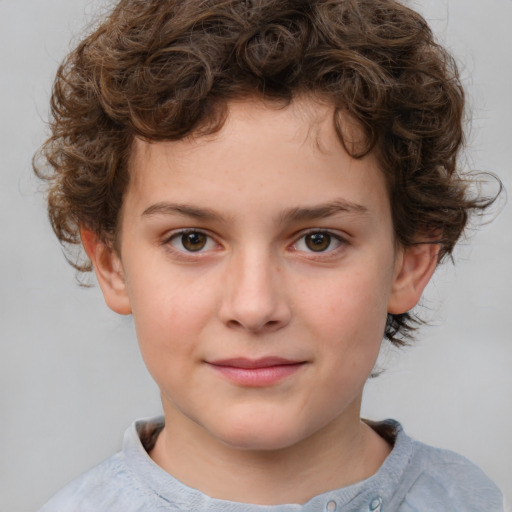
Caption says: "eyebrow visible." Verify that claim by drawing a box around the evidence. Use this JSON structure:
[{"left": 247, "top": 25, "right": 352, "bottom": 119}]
[
  {"left": 141, "top": 199, "right": 368, "bottom": 223},
  {"left": 141, "top": 202, "right": 227, "bottom": 222},
  {"left": 278, "top": 200, "right": 369, "bottom": 224}
]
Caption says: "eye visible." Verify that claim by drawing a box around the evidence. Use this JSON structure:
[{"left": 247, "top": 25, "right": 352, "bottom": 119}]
[
  {"left": 167, "top": 230, "right": 217, "bottom": 253},
  {"left": 293, "top": 231, "right": 343, "bottom": 253}
]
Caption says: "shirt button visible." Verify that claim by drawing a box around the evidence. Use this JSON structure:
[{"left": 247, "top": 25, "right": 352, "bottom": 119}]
[
  {"left": 325, "top": 500, "right": 337, "bottom": 512},
  {"left": 369, "top": 496, "right": 383, "bottom": 511}
]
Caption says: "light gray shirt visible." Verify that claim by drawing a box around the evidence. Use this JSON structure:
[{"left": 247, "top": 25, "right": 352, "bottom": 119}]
[{"left": 39, "top": 417, "right": 504, "bottom": 511}]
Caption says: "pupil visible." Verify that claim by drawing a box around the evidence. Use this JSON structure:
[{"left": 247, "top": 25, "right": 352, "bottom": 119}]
[
  {"left": 306, "top": 233, "right": 330, "bottom": 252},
  {"left": 182, "top": 232, "right": 207, "bottom": 251}
]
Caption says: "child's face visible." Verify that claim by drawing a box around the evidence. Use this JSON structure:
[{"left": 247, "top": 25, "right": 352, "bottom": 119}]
[{"left": 95, "top": 97, "right": 427, "bottom": 452}]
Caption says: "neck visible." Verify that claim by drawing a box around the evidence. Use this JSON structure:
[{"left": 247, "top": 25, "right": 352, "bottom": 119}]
[{"left": 149, "top": 401, "right": 391, "bottom": 505}]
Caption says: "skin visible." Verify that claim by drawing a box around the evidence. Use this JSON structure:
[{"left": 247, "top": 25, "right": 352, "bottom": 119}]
[{"left": 83, "top": 97, "right": 438, "bottom": 505}]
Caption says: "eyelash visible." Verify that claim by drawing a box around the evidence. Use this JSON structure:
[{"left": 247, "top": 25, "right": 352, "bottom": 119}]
[
  {"left": 162, "top": 229, "right": 348, "bottom": 258},
  {"left": 291, "top": 230, "right": 346, "bottom": 257},
  {"left": 164, "top": 229, "right": 219, "bottom": 256}
]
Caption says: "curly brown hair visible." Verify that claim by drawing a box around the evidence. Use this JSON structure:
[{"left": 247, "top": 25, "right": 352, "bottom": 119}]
[{"left": 34, "top": 0, "right": 498, "bottom": 344}]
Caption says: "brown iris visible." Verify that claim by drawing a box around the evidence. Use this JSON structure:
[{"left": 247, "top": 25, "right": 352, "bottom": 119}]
[
  {"left": 304, "top": 233, "right": 331, "bottom": 252},
  {"left": 181, "top": 232, "right": 208, "bottom": 252}
]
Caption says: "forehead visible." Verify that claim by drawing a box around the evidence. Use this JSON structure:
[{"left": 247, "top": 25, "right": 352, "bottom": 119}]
[
  {"left": 130, "top": 97, "right": 342, "bottom": 170},
  {"left": 124, "top": 97, "right": 390, "bottom": 225}
]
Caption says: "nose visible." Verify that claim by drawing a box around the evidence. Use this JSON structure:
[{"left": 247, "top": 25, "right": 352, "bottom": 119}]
[{"left": 219, "top": 247, "right": 292, "bottom": 334}]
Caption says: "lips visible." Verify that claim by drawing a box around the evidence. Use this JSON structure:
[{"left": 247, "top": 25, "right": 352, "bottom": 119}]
[
  {"left": 206, "top": 357, "right": 306, "bottom": 386},
  {"left": 210, "top": 357, "right": 301, "bottom": 369}
]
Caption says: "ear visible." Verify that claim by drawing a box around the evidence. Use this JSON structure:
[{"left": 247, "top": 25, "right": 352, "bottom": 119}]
[
  {"left": 81, "top": 228, "right": 132, "bottom": 315},
  {"left": 387, "top": 243, "right": 439, "bottom": 314}
]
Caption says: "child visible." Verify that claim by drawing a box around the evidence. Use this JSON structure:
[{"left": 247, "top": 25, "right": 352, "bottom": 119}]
[{"left": 35, "top": 0, "right": 505, "bottom": 510}]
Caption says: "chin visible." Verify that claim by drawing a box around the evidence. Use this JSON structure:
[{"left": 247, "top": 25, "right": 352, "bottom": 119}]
[
  {"left": 212, "top": 417, "right": 308, "bottom": 452},
  {"left": 221, "top": 433, "right": 301, "bottom": 452}
]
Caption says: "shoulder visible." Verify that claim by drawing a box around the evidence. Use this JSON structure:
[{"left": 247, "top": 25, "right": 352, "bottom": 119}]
[
  {"left": 37, "top": 418, "right": 173, "bottom": 512},
  {"left": 37, "top": 451, "right": 157, "bottom": 512},
  {"left": 399, "top": 434, "right": 504, "bottom": 511},
  {"left": 368, "top": 420, "right": 504, "bottom": 512}
]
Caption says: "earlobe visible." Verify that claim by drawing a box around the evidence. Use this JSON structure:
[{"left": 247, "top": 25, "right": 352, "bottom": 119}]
[
  {"left": 387, "top": 243, "right": 439, "bottom": 314},
  {"left": 81, "top": 228, "right": 132, "bottom": 315}
]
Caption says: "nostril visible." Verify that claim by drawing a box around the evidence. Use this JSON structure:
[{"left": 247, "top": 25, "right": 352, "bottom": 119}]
[
  {"left": 259, "top": 320, "right": 283, "bottom": 333},
  {"left": 227, "top": 320, "right": 244, "bottom": 330},
  {"left": 225, "top": 318, "right": 283, "bottom": 333}
]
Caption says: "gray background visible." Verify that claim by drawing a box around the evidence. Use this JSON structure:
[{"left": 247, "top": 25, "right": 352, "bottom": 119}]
[{"left": 1, "top": 0, "right": 511, "bottom": 510}]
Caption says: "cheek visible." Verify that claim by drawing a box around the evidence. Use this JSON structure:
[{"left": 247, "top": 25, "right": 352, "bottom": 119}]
[
  {"left": 302, "top": 267, "right": 391, "bottom": 346},
  {"left": 306, "top": 273, "right": 390, "bottom": 402},
  {"left": 126, "top": 271, "right": 218, "bottom": 369}
]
